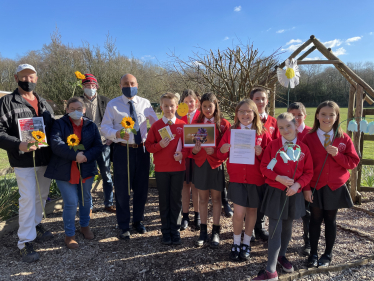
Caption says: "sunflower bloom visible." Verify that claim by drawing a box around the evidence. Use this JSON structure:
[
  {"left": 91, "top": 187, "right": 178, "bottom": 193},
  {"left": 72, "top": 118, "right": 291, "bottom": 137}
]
[
  {"left": 75, "top": 71, "right": 86, "bottom": 80},
  {"left": 32, "top": 130, "right": 45, "bottom": 142},
  {"left": 67, "top": 134, "right": 80, "bottom": 146},
  {"left": 121, "top": 117, "right": 135, "bottom": 130}
]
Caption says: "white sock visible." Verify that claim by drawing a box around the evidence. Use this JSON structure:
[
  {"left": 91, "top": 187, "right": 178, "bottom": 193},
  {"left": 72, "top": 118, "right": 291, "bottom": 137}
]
[
  {"left": 233, "top": 234, "right": 241, "bottom": 245},
  {"left": 243, "top": 233, "right": 251, "bottom": 246}
]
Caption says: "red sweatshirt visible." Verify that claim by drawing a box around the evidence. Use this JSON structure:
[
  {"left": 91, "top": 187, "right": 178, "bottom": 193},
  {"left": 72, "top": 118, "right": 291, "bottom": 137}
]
[
  {"left": 263, "top": 115, "right": 280, "bottom": 140},
  {"left": 191, "top": 118, "right": 231, "bottom": 169},
  {"left": 302, "top": 131, "right": 360, "bottom": 191},
  {"left": 298, "top": 125, "right": 312, "bottom": 141},
  {"left": 260, "top": 138, "right": 313, "bottom": 191},
  {"left": 145, "top": 119, "right": 189, "bottom": 172},
  {"left": 217, "top": 127, "right": 272, "bottom": 185},
  {"left": 181, "top": 110, "right": 201, "bottom": 124}
]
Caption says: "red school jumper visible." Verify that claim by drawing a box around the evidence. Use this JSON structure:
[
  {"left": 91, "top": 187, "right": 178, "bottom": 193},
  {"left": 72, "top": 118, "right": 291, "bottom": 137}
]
[
  {"left": 145, "top": 119, "right": 189, "bottom": 172},
  {"left": 260, "top": 138, "right": 314, "bottom": 192},
  {"left": 191, "top": 118, "right": 231, "bottom": 169},
  {"left": 298, "top": 125, "right": 312, "bottom": 141},
  {"left": 217, "top": 128, "right": 272, "bottom": 185},
  {"left": 302, "top": 131, "right": 360, "bottom": 191},
  {"left": 263, "top": 115, "right": 280, "bottom": 140},
  {"left": 181, "top": 110, "right": 201, "bottom": 124}
]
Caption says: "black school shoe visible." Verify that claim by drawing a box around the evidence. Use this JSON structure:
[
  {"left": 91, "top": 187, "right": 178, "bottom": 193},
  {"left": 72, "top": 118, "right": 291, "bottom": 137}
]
[
  {"left": 35, "top": 224, "right": 54, "bottom": 243},
  {"left": 119, "top": 230, "right": 130, "bottom": 240},
  {"left": 132, "top": 222, "right": 147, "bottom": 234},
  {"left": 20, "top": 242, "right": 40, "bottom": 263},
  {"left": 229, "top": 244, "right": 241, "bottom": 261},
  {"left": 210, "top": 225, "right": 220, "bottom": 249},
  {"left": 194, "top": 212, "right": 201, "bottom": 230},
  {"left": 171, "top": 233, "right": 181, "bottom": 245},
  {"left": 255, "top": 228, "right": 269, "bottom": 241},
  {"left": 162, "top": 234, "right": 172, "bottom": 245},
  {"left": 239, "top": 244, "right": 251, "bottom": 261},
  {"left": 318, "top": 253, "right": 332, "bottom": 267},
  {"left": 180, "top": 217, "right": 189, "bottom": 231},
  {"left": 196, "top": 224, "right": 209, "bottom": 246},
  {"left": 223, "top": 203, "right": 233, "bottom": 217},
  {"left": 307, "top": 254, "right": 318, "bottom": 268}
]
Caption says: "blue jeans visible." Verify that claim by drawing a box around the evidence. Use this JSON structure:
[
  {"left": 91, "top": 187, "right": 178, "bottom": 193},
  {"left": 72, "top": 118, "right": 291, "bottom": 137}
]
[
  {"left": 56, "top": 177, "right": 94, "bottom": 236},
  {"left": 96, "top": 144, "right": 114, "bottom": 207}
]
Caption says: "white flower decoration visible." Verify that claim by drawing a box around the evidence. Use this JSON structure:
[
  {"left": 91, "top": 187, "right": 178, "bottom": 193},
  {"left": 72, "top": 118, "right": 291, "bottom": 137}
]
[{"left": 277, "top": 58, "right": 300, "bottom": 88}]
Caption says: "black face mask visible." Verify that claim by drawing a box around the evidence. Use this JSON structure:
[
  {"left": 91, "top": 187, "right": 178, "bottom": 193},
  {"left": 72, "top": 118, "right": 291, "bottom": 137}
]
[{"left": 18, "top": 81, "right": 36, "bottom": 92}]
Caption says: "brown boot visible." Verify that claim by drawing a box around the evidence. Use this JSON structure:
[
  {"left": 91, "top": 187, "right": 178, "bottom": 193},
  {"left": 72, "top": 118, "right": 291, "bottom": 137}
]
[
  {"left": 65, "top": 236, "right": 79, "bottom": 249},
  {"left": 80, "top": 226, "right": 94, "bottom": 240}
]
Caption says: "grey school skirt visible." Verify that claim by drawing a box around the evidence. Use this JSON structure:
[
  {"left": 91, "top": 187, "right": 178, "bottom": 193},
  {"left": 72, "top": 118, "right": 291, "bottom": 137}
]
[
  {"left": 260, "top": 185, "right": 306, "bottom": 220},
  {"left": 228, "top": 182, "right": 263, "bottom": 208},
  {"left": 193, "top": 160, "right": 225, "bottom": 192},
  {"left": 310, "top": 184, "right": 353, "bottom": 210}
]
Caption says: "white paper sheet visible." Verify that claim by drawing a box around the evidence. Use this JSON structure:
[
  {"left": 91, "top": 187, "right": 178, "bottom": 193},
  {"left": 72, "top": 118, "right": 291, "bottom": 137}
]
[
  {"left": 229, "top": 129, "right": 256, "bottom": 165},
  {"left": 176, "top": 138, "right": 182, "bottom": 164}
]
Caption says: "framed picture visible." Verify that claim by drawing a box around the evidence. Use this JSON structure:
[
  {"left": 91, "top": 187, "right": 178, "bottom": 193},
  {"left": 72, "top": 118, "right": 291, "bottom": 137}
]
[{"left": 183, "top": 124, "right": 216, "bottom": 147}]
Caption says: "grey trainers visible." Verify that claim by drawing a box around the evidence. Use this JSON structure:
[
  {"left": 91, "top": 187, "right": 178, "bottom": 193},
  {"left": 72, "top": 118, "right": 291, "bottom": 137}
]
[
  {"left": 20, "top": 242, "right": 40, "bottom": 263},
  {"left": 35, "top": 224, "right": 54, "bottom": 243}
]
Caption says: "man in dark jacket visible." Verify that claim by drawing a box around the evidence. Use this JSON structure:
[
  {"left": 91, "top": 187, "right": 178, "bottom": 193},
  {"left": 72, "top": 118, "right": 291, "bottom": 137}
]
[
  {"left": 0, "top": 64, "right": 54, "bottom": 263},
  {"left": 80, "top": 74, "right": 115, "bottom": 213}
]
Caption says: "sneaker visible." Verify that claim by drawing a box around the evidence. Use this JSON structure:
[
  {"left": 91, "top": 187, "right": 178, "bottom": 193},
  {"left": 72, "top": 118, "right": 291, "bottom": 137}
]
[
  {"left": 277, "top": 256, "right": 294, "bottom": 273},
  {"left": 20, "top": 242, "right": 40, "bottom": 263},
  {"left": 35, "top": 224, "right": 54, "bottom": 243},
  {"left": 239, "top": 244, "right": 251, "bottom": 261},
  {"left": 252, "top": 269, "right": 278, "bottom": 281},
  {"left": 229, "top": 244, "right": 240, "bottom": 261},
  {"left": 119, "top": 229, "right": 130, "bottom": 240}
]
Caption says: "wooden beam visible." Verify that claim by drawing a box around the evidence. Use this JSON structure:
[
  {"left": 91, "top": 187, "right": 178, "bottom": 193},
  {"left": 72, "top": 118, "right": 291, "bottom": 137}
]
[
  {"left": 363, "top": 135, "right": 374, "bottom": 141},
  {"left": 278, "top": 38, "right": 313, "bottom": 69},
  {"left": 350, "top": 84, "right": 364, "bottom": 201},
  {"left": 311, "top": 37, "right": 374, "bottom": 99},
  {"left": 361, "top": 159, "right": 374, "bottom": 165},
  {"left": 297, "top": 46, "right": 317, "bottom": 61},
  {"left": 365, "top": 95, "right": 374, "bottom": 105},
  {"left": 297, "top": 60, "right": 340, "bottom": 65},
  {"left": 347, "top": 84, "right": 356, "bottom": 139},
  {"left": 363, "top": 108, "right": 374, "bottom": 116}
]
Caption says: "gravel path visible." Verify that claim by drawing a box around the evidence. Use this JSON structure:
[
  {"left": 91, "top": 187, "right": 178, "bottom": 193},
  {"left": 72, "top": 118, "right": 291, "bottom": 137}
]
[{"left": 0, "top": 186, "right": 373, "bottom": 281}]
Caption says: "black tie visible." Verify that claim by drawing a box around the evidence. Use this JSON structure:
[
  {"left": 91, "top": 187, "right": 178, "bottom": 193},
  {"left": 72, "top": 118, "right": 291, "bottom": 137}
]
[{"left": 128, "top": 100, "right": 141, "bottom": 144}]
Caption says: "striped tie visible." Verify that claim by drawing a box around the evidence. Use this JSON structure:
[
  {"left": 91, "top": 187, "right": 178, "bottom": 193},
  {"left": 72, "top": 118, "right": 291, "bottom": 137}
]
[
  {"left": 245, "top": 126, "right": 250, "bottom": 129},
  {"left": 324, "top": 134, "right": 331, "bottom": 148},
  {"left": 168, "top": 120, "right": 173, "bottom": 125},
  {"left": 187, "top": 113, "right": 191, "bottom": 124}
]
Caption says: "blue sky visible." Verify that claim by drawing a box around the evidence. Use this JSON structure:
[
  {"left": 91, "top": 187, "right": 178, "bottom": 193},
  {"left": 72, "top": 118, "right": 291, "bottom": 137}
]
[{"left": 1, "top": 0, "right": 373, "bottom": 64}]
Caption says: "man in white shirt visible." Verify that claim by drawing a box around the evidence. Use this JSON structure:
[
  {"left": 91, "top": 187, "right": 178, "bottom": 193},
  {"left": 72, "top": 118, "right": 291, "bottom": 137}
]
[{"left": 101, "top": 74, "right": 158, "bottom": 239}]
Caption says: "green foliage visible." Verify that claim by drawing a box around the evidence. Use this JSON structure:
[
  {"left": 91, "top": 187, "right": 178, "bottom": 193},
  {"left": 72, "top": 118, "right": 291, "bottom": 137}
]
[
  {"left": 149, "top": 154, "right": 155, "bottom": 178},
  {"left": 0, "top": 174, "right": 19, "bottom": 221},
  {"left": 361, "top": 166, "right": 374, "bottom": 187}
]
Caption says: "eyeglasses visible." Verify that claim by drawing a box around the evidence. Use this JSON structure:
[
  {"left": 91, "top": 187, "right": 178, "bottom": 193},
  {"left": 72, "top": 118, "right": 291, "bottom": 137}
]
[{"left": 238, "top": 110, "right": 253, "bottom": 115}]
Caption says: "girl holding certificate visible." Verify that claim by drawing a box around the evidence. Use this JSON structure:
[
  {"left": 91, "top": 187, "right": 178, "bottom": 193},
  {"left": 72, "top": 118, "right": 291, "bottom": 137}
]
[
  {"left": 191, "top": 93, "right": 231, "bottom": 248},
  {"left": 253, "top": 113, "right": 313, "bottom": 281},
  {"left": 217, "top": 99, "right": 272, "bottom": 261}
]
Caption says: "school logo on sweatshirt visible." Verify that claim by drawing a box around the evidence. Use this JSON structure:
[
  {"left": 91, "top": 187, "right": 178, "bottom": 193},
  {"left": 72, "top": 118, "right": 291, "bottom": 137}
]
[
  {"left": 256, "top": 138, "right": 262, "bottom": 146},
  {"left": 176, "top": 127, "right": 183, "bottom": 135},
  {"left": 269, "top": 127, "right": 275, "bottom": 134},
  {"left": 299, "top": 152, "right": 305, "bottom": 161},
  {"left": 338, "top": 143, "right": 346, "bottom": 153}
]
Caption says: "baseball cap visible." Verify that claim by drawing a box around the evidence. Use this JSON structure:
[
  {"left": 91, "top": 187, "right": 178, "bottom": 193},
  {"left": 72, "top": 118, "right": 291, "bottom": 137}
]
[{"left": 16, "top": 64, "right": 37, "bottom": 74}]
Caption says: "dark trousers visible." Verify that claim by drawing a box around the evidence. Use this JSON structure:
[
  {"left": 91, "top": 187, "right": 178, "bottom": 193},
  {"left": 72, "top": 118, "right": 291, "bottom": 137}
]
[
  {"left": 255, "top": 183, "right": 266, "bottom": 230},
  {"left": 113, "top": 144, "right": 150, "bottom": 230},
  {"left": 302, "top": 200, "right": 311, "bottom": 243},
  {"left": 155, "top": 171, "right": 184, "bottom": 236}
]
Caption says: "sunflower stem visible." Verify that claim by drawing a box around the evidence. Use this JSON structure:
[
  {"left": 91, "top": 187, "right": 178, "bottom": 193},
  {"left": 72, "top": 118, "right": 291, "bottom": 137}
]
[
  {"left": 287, "top": 81, "right": 291, "bottom": 108},
  {"left": 33, "top": 151, "right": 46, "bottom": 219},
  {"left": 78, "top": 163, "right": 84, "bottom": 207}
]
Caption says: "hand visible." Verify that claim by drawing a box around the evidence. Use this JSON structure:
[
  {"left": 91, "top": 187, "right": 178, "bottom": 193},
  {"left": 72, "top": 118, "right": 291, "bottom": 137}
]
[
  {"left": 192, "top": 140, "right": 202, "bottom": 154},
  {"left": 19, "top": 142, "right": 37, "bottom": 152},
  {"left": 159, "top": 137, "right": 170, "bottom": 148},
  {"left": 204, "top": 147, "right": 214, "bottom": 155},
  {"left": 275, "top": 175, "right": 294, "bottom": 188},
  {"left": 304, "top": 190, "right": 313, "bottom": 203},
  {"left": 116, "top": 130, "right": 130, "bottom": 141},
  {"left": 220, "top": 143, "right": 231, "bottom": 153},
  {"left": 174, "top": 151, "right": 183, "bottom": 162},
  {"left": 105, "top": 139, "right": 113, "bottom": 145},
  {"left": 254, "top": 145, "right": 262, "bottom": 156},
  {"left": 286, "top": 182, "right": 301, "bottom": 196},
  {"left": 326, "top": 145, "right": 338, "bottom": 156},
  {"left": 76, "top": 151, "right": 87, "bottom": 163}
]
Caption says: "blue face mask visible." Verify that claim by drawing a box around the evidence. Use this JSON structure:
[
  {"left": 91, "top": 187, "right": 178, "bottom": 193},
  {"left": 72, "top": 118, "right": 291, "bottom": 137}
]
[
  {"left": 122, "top": 87, "right": 138, "bottom": 98},
  {"left": 68, "top": 110, "right": 83, "bottom": 120}
]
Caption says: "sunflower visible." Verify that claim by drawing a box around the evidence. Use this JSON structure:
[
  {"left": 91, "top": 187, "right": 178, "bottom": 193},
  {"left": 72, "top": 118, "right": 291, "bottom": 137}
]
[
  {"left": 121, "top": 117, "right": 135, "bottom": 129},
  {"left": 32, "top": 130, "right": 45, "bottom": 142},
  {"left": 75, "top": 71, "right": 86, "bottom": 80},
  {"left": 67, "top": 134, "right": 80, "bottom": 146}
]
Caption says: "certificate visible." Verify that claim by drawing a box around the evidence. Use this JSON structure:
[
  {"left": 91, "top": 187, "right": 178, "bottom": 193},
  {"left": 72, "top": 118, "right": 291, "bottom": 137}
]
[
  {"left": 17, "top": 117, "right": 48, "bottom": 147},
  {"left": 229, "top": 129, "right": 255, "bottom": 165},
  {"left": 183, "top": 124, "right": 216, "bottom": 147},
  {"left": 158, "top": 125, "right": 174, "bottom": 140}
]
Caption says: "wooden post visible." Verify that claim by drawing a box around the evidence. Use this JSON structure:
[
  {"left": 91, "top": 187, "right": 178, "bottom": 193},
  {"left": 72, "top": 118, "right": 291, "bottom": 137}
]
[
  {"left": 350, "top": 84, "right": 364, "bottom": 203},
  {"left": 347, "top": 84, "right": 356, "bottom": 139},
  {"left": 269, "top": 84, "right": 276, "bottom": 117}
]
